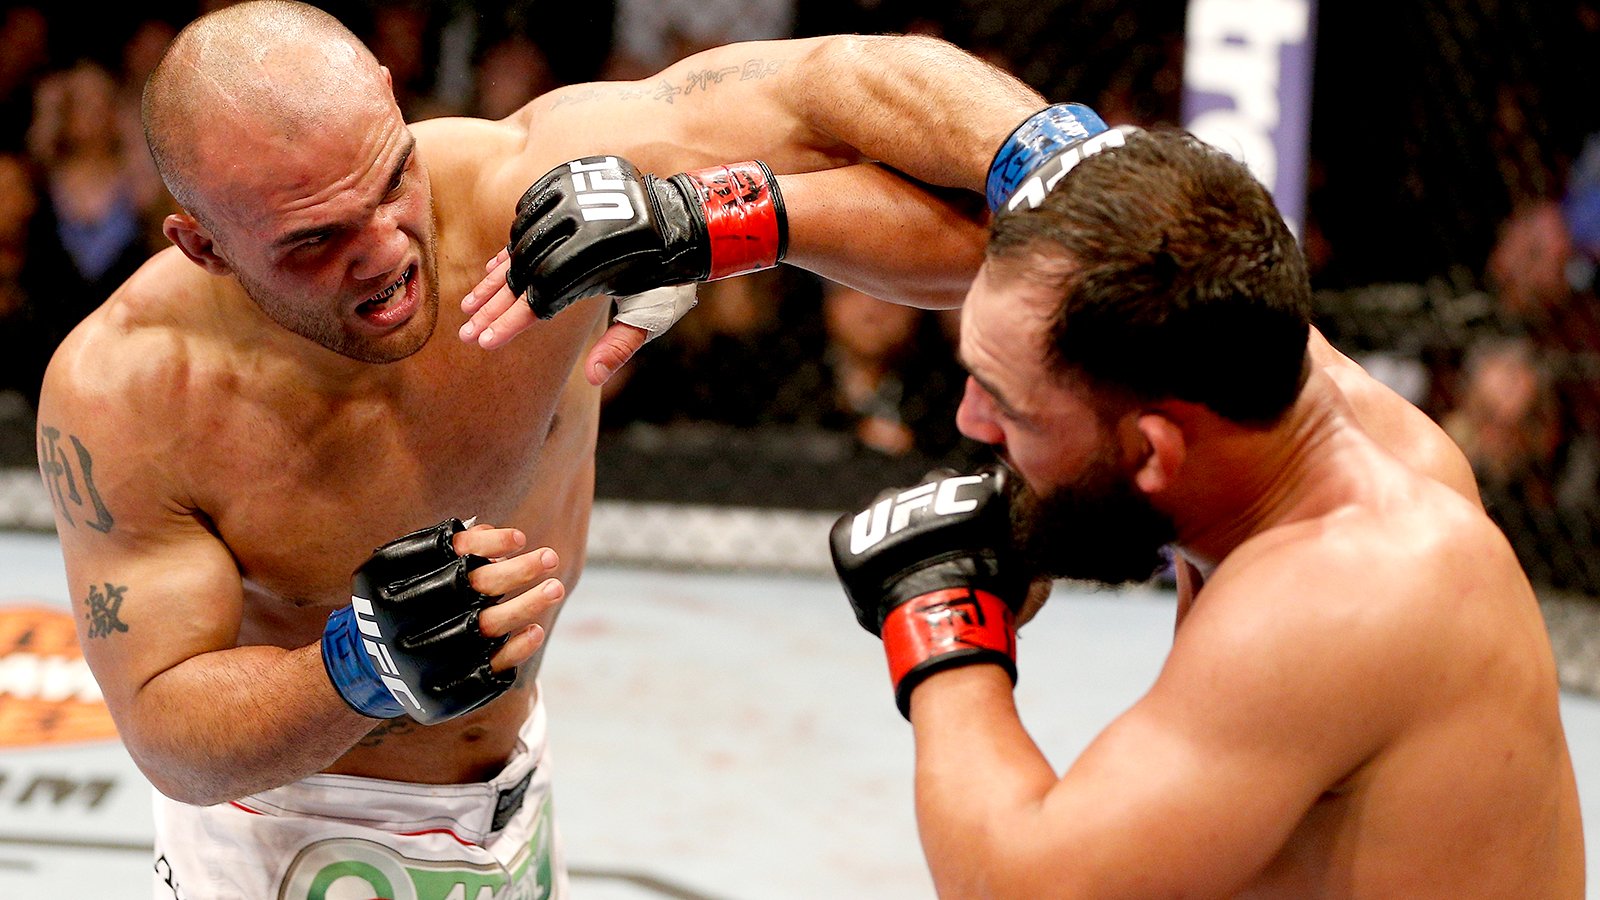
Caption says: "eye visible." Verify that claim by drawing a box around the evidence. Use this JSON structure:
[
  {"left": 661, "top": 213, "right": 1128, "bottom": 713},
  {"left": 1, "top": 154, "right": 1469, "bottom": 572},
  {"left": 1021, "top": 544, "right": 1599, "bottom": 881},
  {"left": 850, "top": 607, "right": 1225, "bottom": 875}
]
[{"left": 384, "top": 170, "right": 406, "bottom": 203}]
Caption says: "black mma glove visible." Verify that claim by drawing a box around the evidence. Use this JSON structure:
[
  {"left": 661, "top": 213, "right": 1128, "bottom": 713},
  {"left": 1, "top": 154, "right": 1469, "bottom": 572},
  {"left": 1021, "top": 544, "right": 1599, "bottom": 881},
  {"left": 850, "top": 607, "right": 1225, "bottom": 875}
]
[
  {"left": 829, "top": 465, "right": 1030, "bottom": 718},
  {"left": 506, "top": 155, "right": 787, "bottom": 319},
  {"left": 321, "top": 518, "right": 515, "bottom": 725}
]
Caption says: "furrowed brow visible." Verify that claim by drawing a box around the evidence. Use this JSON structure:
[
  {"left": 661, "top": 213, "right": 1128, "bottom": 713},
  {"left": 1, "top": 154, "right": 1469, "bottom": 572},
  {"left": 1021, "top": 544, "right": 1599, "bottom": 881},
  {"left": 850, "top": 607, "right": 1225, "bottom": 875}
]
[{"left": 272, "top": 137, "right": 416, "bottom": 249}]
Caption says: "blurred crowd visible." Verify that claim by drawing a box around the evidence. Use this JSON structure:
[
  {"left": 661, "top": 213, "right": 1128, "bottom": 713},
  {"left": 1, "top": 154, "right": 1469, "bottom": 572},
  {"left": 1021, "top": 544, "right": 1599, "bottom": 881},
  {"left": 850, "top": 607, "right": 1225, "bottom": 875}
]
[{"left": 0, "top": 0, "right": 1598, "bottom": 591}]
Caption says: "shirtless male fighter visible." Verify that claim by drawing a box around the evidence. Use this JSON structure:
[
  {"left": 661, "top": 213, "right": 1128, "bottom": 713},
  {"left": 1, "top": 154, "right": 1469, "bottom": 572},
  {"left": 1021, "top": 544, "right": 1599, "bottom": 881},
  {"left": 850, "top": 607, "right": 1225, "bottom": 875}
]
[
  {"left": 822, "top": 116, "right": 1585, "bottom": 896},
  {"left": 34, "top": 2, "right": 1048, "bottom": 895},
  {"left": 475, "top": 98, "right": 1583, "bottom": 893}
]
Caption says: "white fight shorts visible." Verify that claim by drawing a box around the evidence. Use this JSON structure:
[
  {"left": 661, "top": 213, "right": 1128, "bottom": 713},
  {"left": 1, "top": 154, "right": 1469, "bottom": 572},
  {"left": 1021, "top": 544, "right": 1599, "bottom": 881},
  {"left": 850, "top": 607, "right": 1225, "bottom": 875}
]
[{"left": 152, "top": 694, "right": 566, "bottom": 900}]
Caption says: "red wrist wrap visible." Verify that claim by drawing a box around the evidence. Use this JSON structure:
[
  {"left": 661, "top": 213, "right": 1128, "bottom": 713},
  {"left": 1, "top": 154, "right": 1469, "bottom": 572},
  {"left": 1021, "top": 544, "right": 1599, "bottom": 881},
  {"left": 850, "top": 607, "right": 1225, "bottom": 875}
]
[
  {"left": 681, "top": 161, "right": 786, "bottom": 280},
  {"left": 881, "top": 587, "right": 1016, "bottom": 694}
]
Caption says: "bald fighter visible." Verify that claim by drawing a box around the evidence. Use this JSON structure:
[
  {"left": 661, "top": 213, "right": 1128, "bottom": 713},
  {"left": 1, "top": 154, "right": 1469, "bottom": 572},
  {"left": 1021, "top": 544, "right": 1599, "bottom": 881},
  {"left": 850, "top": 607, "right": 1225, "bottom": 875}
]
[
  {"left": 827, "top": 119, "right": 1585, "bottom": 896},
  {"left": 35, "top": 2, "right": 1047, "bottom": 895}
]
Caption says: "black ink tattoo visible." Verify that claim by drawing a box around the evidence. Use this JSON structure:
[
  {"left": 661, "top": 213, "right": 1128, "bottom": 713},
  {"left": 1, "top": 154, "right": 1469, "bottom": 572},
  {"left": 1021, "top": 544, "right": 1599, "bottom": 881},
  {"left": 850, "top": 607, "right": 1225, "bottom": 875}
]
[
  {"left": 359, "top": 716, "right": 418, "bottom": 747},
  {"left": 548, "top": 59, "right": 786, "bottom": 109},
  {"left": 38, "top": 427, "right": 114, "bottom": 533},
  {"left": 84, "top": 583, "right": 130, "bottom": 639}
]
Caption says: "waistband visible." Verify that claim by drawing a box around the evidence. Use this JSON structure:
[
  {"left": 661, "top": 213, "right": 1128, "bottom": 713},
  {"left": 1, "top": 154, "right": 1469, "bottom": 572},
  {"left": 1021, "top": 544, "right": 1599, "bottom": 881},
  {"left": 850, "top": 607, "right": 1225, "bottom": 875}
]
[{"left": 227, "top": 691, "right": 547, "bottom": 847}]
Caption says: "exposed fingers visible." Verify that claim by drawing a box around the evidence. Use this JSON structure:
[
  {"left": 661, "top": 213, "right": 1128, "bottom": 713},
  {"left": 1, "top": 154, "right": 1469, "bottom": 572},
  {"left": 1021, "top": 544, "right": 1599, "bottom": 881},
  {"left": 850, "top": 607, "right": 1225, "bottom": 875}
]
[
  {"left": 459, "top": 285, "right": 519, "bottom": 344},
  {"left": 451, "top": 526, "right": 527, "bottom": 560},
  {"left": 468, "top": 547, "right": 561, "bottom": 598},
  {"left": 585, "top": 323, "right": 650, "bottom": 386},
  {"left": 462, "top": 255, "right": 512, "bottom": 316},
  {"left": 490, "top": 624, "right": 545, "bottom": 672},
  {"left": 484, "top": 247, "right": 509, "bottom": 274},
  {"left": 478, "top": 577, "right": 564, "bottom": 638},
  {"left": 475, "top": 302, "right": 539, "bottom": 350}
]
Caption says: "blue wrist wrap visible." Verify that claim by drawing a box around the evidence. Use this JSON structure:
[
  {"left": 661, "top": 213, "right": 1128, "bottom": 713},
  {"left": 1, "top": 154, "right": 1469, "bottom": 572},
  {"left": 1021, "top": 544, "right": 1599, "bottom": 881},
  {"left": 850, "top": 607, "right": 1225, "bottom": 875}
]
[
  {"left": 322, "top": 605, "right": 405, "bottom": 719},
  {"left": 986, "top": 103, "right": 1110, "bottom": 214}
]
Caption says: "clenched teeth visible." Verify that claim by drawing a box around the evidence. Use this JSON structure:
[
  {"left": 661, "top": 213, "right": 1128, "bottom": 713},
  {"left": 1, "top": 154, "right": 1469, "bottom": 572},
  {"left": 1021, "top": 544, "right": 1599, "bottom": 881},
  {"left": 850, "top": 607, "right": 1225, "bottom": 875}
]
[{"left": 365, "top": 269, "right": 412, "bottom": 305}]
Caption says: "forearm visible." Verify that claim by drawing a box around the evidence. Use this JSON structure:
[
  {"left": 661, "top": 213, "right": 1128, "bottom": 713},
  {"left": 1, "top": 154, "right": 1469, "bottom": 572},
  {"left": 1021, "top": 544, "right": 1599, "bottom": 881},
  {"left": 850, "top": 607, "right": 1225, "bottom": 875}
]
[
  {"left": 911, "top": 666, "right": 1061, "bottom": 898},
  {"left": 794, "top": 35, "right": 1045, "bottom": 194},
  {"left": 125, "top": 643, "right": 377, "bottom": 805},
  {"left": 781, "top": 163, "right": 987, "bottom": 309}
]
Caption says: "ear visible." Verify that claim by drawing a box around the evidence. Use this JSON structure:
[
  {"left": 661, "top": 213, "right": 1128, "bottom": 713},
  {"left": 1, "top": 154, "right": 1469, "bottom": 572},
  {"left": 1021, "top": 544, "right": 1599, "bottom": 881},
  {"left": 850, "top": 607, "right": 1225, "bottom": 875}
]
[
  {"left": 380, "top": 65, "right": 394, "bottom": 91},
  {"left": 1130, "top": 412, "right": 1185, "bottom": 496},
  {"left": 163, "top": 213, "right": 232, "bottom": 276}
]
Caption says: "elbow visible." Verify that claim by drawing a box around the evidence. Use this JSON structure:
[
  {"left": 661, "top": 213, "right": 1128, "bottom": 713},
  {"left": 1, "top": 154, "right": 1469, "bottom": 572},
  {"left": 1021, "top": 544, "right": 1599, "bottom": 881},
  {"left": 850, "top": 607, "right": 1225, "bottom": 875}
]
[
  {"left": 142, "top": 767, "right": 232, "bottom": 807},
  {"left": 124, "top": 735, "right": 239, "bottom": 807}
]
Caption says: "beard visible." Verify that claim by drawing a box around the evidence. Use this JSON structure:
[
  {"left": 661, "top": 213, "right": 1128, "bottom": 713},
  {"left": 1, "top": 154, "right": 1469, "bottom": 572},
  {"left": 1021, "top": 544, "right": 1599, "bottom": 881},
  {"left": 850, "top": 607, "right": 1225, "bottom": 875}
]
[{"left": 1012, "top": 445, "right": 1177, "bottom": 586}]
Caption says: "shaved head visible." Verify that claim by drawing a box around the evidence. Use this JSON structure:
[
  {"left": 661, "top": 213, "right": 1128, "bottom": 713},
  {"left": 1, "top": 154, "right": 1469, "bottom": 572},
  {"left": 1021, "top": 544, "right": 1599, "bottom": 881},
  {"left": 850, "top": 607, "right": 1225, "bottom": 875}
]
[{"left": 142, "top": 0, "right": 387, "bottom": 225}]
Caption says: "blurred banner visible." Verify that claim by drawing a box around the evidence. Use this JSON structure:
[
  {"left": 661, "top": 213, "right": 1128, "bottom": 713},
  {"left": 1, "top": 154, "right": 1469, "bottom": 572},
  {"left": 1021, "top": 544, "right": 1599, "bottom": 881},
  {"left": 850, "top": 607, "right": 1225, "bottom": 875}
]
[{"left": 1182, "top": 0, "right": 1317, "bottom": 236}]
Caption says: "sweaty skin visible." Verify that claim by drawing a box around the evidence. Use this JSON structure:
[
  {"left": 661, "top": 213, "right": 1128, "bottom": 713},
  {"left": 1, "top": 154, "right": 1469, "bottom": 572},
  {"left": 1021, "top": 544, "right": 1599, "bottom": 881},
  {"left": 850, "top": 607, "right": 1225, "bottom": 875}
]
[
  {"left": 40, "top": 6, "right": 1037, "bottom": 807},
  {"left": 935, "top": 264, "right": 1585, "bottom": 897},
  {"left": 1170, "top": 325, "right": 1485, "bottom": 618}
]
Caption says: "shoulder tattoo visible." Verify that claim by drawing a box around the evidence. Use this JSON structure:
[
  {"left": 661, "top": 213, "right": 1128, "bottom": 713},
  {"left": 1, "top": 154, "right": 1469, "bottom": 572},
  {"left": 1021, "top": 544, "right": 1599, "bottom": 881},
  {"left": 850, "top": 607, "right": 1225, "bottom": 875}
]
[
  {"left": 37, "top": 426, "right": 114, "bottom": 534},
  {"left": 550, "top": 58, "right": 788, "bottom": 110}
]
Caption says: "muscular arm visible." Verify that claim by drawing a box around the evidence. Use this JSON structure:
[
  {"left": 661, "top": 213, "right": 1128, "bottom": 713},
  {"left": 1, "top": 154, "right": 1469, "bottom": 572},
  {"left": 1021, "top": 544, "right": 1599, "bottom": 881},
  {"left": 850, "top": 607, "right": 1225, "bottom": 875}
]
[
  {"left": 38, "top": 353, "right": 375, "bottom": 806},
  {"left": 38, "top": 334, "right": 553, "bottom": 804},
  {"left": 907, "top": 550, "right": 1406, "bottom": 896},
  {"left": 469, "top": 35, "right": 1039, "bottom": 326}
]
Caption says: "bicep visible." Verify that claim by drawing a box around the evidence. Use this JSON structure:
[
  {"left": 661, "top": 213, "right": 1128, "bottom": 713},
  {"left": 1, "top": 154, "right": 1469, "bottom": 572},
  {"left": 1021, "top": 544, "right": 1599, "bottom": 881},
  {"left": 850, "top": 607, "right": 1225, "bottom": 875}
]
[
  {"left": 42, "top": 410, "right": 244, "bottom": 725},
  {"left": 1018, "top": 607, "right": 1392, "bottom": 895}
]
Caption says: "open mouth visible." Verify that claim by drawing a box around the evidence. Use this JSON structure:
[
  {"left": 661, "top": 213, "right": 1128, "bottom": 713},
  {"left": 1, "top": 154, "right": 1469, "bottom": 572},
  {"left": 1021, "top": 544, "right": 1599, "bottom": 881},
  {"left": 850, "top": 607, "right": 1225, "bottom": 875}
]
[{"left": 356, "top": 265, "right": 414, "bottom": 315}]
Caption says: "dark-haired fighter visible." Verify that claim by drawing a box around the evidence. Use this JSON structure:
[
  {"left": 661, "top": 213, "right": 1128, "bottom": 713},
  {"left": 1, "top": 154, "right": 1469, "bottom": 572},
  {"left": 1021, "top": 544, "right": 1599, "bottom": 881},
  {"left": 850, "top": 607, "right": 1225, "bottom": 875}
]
[{"left": 826, "top": 120, "right": 1585, "bottom": 896}]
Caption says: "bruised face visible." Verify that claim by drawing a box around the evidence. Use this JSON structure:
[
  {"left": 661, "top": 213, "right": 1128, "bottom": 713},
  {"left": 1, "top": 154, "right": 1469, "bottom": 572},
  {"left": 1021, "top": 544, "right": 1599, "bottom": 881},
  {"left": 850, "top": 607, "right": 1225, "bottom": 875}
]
[
  {"left": 957, "top": 260, "right": 1175, "bottom": 585},
  {"left": 193, "top": 69, "right": 440, "bottom": 363}
]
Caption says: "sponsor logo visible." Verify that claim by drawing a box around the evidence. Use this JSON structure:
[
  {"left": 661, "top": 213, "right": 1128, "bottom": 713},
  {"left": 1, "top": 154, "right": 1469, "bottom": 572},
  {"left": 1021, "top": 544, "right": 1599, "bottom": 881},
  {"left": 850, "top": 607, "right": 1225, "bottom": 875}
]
[
  {"left": 350, "top": 597, "right": 423, "bottom": 713},
  {"left": 849, "top": 474, "right": 985, "bottom": 554},
  {"left": 0, "top": 604, "right": 118, "bottom": 747},
  {"left": 278, "top": 796, "right": 554, "bottom": 900},
  {"left": 568, "top": 157, "right": 635, "bottom": 222},
  {"left": 1182, "top": 0, "right": 1315, "bottom": 229}
]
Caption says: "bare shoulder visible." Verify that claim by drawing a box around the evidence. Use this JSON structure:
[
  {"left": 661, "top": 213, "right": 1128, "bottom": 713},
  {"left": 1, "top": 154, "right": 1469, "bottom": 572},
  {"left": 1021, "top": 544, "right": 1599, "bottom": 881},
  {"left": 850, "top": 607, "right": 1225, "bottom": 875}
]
[
  {"left": 44, "top": 251, "right": 206, "bottom": 413},
  {"left": 38, "top": 250, "right": 222, "bottom": 521},
  {"left": 1191, "top": 478, "right": 1533, "bottom": 699},
  {"left": 1309, "top": 328, "right": 1482, "bottom": 507}
]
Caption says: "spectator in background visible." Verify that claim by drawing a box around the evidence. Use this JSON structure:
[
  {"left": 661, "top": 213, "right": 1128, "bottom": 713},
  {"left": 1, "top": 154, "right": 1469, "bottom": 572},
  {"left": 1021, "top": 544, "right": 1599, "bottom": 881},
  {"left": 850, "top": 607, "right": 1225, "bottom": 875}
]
[
  {"left": 821, "top": 281, "right": 922, "bottom": 456},
  {"left": 0, "top": 4, "right": 48, "bottom": 153},
  {"left": 365, "top": 0, "right": 457, "bottom": 120},
  {"left": 1443, "top": 337, "right": 1562, "bottom": 503},
  {"left": 118, "top": 15, "right": 181, "bottom": 255},
  {"left": 26, "top": 61, "right": 161, "bottom": 309},
  {"left": 472, "top": 31, "right": 555, "bottom": 120},
  {"left": 604, "top": 0, "right": 793, "bottom": 78},
  {"left": 0, "top": 151, "right": 79, "bottom": 418}
]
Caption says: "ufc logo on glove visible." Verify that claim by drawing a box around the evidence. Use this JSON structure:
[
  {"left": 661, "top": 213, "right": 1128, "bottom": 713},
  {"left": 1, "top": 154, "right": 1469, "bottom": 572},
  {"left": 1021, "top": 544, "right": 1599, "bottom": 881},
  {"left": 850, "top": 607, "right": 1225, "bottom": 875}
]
[
  {"left": 350, "top": 596, "right": 424, "bottom": 713},
  {"left": 848, "top": 474, "right": 985, "bottom": 554},
  {"left": 568, "top": 157, "right": 636, "bottom": 222}
]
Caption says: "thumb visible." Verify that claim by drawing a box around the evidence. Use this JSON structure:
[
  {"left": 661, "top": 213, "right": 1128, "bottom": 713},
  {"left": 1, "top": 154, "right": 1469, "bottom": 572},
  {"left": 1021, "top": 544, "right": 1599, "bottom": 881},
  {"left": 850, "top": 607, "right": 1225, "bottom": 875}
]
[{"left": 586, "top": 323, "right": 650, "bottom": 386}]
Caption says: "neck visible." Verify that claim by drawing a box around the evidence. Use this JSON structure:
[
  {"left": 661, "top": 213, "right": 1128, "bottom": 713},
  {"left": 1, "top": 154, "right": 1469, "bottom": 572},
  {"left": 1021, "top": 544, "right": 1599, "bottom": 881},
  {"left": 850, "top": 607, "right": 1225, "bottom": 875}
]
[{"left": 1167, "top": 373, "right": 1362, "bottom": 571}]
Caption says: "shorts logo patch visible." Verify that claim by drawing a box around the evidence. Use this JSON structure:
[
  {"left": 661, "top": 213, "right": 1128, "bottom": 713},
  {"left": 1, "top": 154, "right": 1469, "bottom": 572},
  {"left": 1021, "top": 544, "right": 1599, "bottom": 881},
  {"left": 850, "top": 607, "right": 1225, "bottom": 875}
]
[{"left": 278, "top": 828, "right": 554, "bottom": 900}]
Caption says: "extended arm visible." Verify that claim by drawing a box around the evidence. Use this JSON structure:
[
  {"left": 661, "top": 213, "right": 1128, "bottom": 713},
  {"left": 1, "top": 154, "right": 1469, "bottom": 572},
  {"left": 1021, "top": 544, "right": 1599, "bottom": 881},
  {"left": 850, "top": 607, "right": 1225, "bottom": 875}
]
[{"left": 462, "top": 36, "right": 1044, "bottom": 364}]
